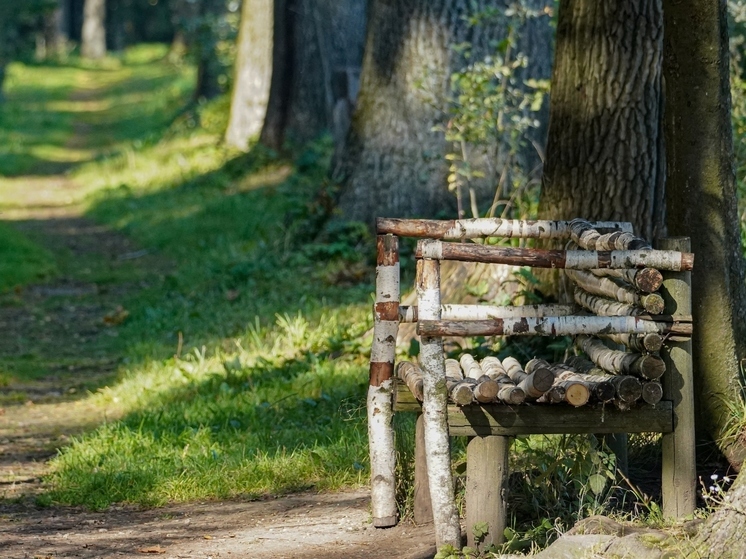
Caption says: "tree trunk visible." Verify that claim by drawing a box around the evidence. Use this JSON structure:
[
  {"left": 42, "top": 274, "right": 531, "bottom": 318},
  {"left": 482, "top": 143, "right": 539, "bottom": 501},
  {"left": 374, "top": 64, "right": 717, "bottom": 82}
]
[
  {"left": 224, "top": 0, "right": 274, "bottom": 150},
  {"left": 260, "top": 0, "right": 367, "bottom": 150},
  {"left": 334, "top": 0, "right": 510, "bottom": 226},
  {"left": 663, "top": 0, "right": 746, "bottom": 469},
  {"left": 539, "top": 0, "right": 665, "bottom": 242},
  {"left": 193, "top": 0, "right": 227, "bottom": 101},
  {"left": 81, "top": 0, "right": 106, "bottom": 59}
]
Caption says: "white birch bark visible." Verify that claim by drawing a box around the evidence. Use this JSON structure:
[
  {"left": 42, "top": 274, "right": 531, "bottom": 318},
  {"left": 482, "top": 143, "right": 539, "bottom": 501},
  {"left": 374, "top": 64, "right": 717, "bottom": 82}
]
[
  {"left": 565, "top": 269, "right": 664, "bottom": 314},
  {"left": 417, "top": 258, "right": 461, "bottom": 549},
  {"left": 377, "top": 217, "right": 633, "bottom": 239},
  {"left": 367, "top": 381, "right": 397, "bottom": 525},
  {"left": 398, "top": 303, "right": 577, "bottom": 323},
  {"left": 419, "top": 314, "right": 685, "bottom": 337}
]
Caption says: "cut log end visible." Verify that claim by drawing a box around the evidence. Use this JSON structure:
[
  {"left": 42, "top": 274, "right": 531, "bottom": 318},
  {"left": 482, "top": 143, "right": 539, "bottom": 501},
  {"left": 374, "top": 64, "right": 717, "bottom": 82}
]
[
  {"left": 636, "top": 267, "right": 664, "bottom": 293},
  {"left": 641, "top": 293, "right": 666, "bottom": 315},
  {"left": 641, "top": 381, "right": 663, "bottom": 405},
  {"left": 562, "top": 382, "right": 590, "bottom": 407}
]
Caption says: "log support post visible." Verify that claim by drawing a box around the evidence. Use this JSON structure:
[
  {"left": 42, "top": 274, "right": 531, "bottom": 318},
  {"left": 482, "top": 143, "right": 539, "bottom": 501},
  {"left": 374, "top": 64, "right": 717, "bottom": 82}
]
[
  {"left": 369, "top": 234, "right": 400, "bottom": 527},
  {"left": 465, "top": 435, "right": 509, "bottom": 551},
  {"left": 417, "top": 256, "right": 461, "bottom": 549},
  {"left": 659, "top": 237, "right": 696, "bottom": 519},
  {"left": 414, "top": 413, "right": 433, "bottom": 525}
]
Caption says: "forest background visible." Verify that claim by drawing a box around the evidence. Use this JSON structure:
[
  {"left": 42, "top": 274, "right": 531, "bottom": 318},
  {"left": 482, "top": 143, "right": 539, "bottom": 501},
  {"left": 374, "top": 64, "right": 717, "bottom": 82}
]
[{"left": 2, "top": 0, "right": 746, "bottom": 556}]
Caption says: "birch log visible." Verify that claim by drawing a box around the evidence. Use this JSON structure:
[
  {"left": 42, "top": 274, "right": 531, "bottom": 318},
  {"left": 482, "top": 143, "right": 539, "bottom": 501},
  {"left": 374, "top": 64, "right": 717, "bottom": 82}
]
[
  {"left": 446, "top": 377, "right": 475, "bottom": 406},
  {"left": 569, "top": 218, "right": 651, "bottom": 250},
  {"left": 641, "top": 381, "right": 664, "bottom": 405},
  {"left": 460, "top": 354, "right": 485, "bottom": 379},
  {"left": 480, "top": 357, "right": 526, "bottom": 404},
  {"left": 416, "top": 257, "right": 461, "bottom": 549},
  {"left": 417, "top": 240, "right": 694, "bottom": 271},
  {"left": 565, "top": 269, "right": 665, "bottom": 314},
  {"left": 377, "top": 217, "right": 633, "bottom": 240},
  {"left": 536, "top": 385, "right": 567, "bottom": 404},
  {"left": 396, "top": 361, "right": 424, "bottom": 401},
  {"left": 418, "top": 314, "right": 692, "bottom": 337},
  {"left": 553, "top": 369, "right": 616, "bottom": 402},
  {"left": 445, "top": 358, "right": 464, "bottom": 379},
  {"left": 575, "top": 335, "right": 666, "bottom": 380},
  {"left": 565, "top": 356, "right": 643, "bottom": 404},
  {"left": 574, "top": 288, "right": 645, "bottom": 317},
  {"left": 598, "top": 332, "right": 664, "bottom": 353},
  {"left": 527, "top": 359, "right": 590, "bottom": 406},
  {"left": 398, "top": 303, "right": 577, "bottom": 323},
  {"left": 504, "top": 356, "right": 555, "bottom": 398},
  {"left": 591, "top": 267, "right": 664, "bottom": 293},
  {"left": 369, "top": 235, "right": 399, "bottom": 527}
]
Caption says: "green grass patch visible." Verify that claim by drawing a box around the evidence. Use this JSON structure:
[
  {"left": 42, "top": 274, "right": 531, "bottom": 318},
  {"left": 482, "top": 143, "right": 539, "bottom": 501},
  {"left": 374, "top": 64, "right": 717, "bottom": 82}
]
[
  {"left": 13, "top": 47, "right": 378, "bottom": 508},
  {"left": 0, "top": 222, "right": 57, "bottom": 291}
]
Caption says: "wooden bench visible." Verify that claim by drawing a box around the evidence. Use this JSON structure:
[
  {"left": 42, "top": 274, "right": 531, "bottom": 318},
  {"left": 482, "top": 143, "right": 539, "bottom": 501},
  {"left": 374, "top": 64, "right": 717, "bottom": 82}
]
[{"left": 366, "top": 217, "right": 696, "bottom": 550}]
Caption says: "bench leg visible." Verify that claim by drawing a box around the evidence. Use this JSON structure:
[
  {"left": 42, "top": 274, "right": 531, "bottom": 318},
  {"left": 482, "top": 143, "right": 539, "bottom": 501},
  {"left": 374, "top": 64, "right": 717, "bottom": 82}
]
[
  {"left": 659, "top": 237, "right": 696, "bottom": 519},
  {"left": 466, "top": 435, "right": 510, "bottom": 550},
  {"left": 414, "top": 413, "right": 434, "bottom": 525}
]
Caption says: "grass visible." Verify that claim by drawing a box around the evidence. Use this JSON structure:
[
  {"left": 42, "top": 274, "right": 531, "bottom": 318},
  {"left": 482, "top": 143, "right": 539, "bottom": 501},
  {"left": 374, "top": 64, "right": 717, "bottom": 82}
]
[
  {"left": 0, "top": 44, "right": 377, "bottom": 509},
  {"left": 0, "top": 222, "right": 57, "bottom": 291}
]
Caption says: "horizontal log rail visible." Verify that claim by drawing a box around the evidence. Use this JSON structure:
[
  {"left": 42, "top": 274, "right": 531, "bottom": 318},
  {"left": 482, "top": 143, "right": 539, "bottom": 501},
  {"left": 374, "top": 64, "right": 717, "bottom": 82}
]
[
  {"left": 398, "top": 303, "right": 577, "bottom": 323},
  {"left": 416, "top": 240, "right": 694, "bottom": 271},
  {"left": 417, "top": 315, "right": 692, "bottom": 338},
  {"left": 377, "top": 217, "right": 633, "bottom": 239}
]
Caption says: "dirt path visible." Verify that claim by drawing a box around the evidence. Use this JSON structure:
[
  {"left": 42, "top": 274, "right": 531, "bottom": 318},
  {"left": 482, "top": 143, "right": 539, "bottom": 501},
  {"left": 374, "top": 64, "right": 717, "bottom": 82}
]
[{"left": 0, "top": 72, "right": 440, "bottom": 558}]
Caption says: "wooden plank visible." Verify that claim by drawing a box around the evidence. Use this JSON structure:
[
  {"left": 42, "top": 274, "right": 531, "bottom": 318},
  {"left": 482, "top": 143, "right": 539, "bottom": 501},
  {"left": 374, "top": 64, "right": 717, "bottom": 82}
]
[
  {"left": 466, "top": 436, "right": 509, "bottom": 550},
  {"left": 659, "top": 237, "right": 696, "bottom": 519},
  {"left": 393, "top": 382, "right": 673, "bottom": 435}
]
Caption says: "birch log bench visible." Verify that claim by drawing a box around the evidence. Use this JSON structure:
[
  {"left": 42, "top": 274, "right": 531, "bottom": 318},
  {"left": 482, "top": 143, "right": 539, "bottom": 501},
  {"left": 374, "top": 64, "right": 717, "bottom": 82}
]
[{"left": 367, "top": 217, "right": 696, "bottom": 551}]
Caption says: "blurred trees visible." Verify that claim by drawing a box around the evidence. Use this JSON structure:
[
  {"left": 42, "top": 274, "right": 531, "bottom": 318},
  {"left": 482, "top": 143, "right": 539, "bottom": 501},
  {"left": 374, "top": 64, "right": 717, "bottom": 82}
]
[
  {"left": 0, "top": 0, "right": 56, "bottom": 95},
  {"left": 226, "top": 0, "right": 367, "bottom": 151},
  {"left": 81, "top": 0, "right": 106, "bottom": 59}
]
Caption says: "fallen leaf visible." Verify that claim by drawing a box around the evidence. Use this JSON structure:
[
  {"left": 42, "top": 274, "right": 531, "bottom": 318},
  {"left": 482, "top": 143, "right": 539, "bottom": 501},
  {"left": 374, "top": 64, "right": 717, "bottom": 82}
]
[
  {"left": 103, "top": 305, "right": 130, "bottom": 326},
  {"left": 137, "top": 546, "right": 167, "bottom": 554},
  {"left": 225, "top": 289, "right": 240, "bottom": 301},
  {"left": 203, "top": 535, "right": 213, "bottom": 540}
]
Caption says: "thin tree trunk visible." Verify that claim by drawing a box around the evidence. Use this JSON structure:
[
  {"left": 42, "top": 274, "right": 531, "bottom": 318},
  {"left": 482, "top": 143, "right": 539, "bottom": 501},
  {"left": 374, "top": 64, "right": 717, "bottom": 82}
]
[
  {"left": 224, "top": 0, "right": 274, "bottom": 150},
  {"left": 81, "top": 0, "right": 106, "bottom": 59},
  {"left": 663, "top": 0, "right": 746, "bottom": 469}
]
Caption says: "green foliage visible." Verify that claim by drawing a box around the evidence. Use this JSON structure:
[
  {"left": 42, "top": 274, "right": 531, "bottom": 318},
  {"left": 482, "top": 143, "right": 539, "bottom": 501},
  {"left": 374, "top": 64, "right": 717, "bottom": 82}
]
[
  {"left": 442, "top": 3, "right": 550, "bottom": 222},
  {"left": 506, "top": 434, "right": 618, "bottom": 549}
]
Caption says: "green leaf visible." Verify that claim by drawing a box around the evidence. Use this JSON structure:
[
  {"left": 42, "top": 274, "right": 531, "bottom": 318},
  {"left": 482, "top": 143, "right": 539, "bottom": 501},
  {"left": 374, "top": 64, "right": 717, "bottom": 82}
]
[{"left": 588, "top": 473, "right": 607, "bottom": 496}]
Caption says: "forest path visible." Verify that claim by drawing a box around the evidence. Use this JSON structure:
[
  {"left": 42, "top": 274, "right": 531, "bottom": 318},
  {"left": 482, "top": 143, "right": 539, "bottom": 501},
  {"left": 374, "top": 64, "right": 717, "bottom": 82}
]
[
  {"left": 0, "top": 73, "right": 164, "bottom": 499},
  {"left": 0, "top": 66, "right": 439, "bottom": 558}
]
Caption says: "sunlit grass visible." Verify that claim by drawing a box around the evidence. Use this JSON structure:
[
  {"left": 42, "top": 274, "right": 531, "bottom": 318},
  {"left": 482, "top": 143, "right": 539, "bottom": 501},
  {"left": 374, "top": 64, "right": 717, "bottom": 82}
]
[{"left": 0, "top": 45, "right": 380, "bottom": 508}]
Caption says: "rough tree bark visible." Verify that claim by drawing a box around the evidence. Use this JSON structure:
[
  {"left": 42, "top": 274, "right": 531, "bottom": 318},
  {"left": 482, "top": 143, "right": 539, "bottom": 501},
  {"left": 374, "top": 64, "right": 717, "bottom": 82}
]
[
  {"left": 539, "top": 0, "right": 665, "bottom": 241},
  {"left": 224, "top": 0, "right": 273, "bottom": 150},
  {"left": 81, "top": 0, "right": 106, "bottom": 60},
  {"left": 334, "top": 0, "right": 517, "bottom": 226},
  {"left": 663, "top": 0, "right": 746, "bottom": 469},
  {"left": 260, "top": 0, "right": 367, "bottom": 150}
]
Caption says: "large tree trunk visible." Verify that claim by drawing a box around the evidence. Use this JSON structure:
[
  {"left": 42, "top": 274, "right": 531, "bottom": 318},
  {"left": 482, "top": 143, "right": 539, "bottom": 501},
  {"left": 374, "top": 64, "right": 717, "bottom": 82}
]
[
  {"left": 259, "top": 0, "right": 367, "bottom": 151},
  {"left": 663, "top": 0, "right": 746, "bottom": 469},
  {"left": 81, "top": 0, "right": 106, "bottom": 60},
  {"left": 193, "top": 0, "right": 227, "bottom": 101},
  {"left": 224, "top": 0, "right": 274, "bottom": 150},
  {"left": 334, "top": 0, "right": 554, "bottom": 227},
  {"left": 538, "top": 0, "right": 665, "bottom": 242}
]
